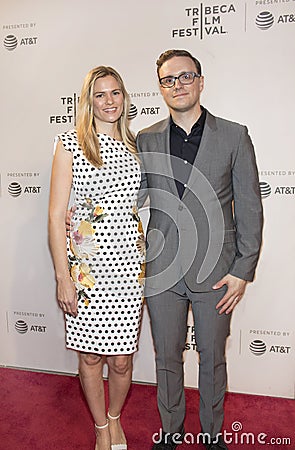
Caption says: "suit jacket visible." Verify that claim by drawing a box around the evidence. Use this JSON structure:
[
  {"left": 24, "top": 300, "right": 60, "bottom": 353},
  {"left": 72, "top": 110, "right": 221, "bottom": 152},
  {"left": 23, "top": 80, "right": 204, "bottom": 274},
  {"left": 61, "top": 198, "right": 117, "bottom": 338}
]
[{"left": 137, "top": 110, "right": 263, "bottom": 296}]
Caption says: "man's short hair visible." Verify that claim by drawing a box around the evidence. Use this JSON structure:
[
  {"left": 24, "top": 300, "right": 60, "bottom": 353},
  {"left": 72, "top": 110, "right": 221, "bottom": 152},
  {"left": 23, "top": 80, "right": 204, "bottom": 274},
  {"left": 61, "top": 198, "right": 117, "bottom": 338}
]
[{"left": 156, "top": 49, "right": 202, "bottom": 78}]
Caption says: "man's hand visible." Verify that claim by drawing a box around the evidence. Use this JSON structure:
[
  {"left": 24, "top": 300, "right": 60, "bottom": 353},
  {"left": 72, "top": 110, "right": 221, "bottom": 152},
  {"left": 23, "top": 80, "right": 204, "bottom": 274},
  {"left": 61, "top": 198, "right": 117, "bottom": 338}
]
[
  {"left": 66, "top": 205, "right": 76, "bottom": 234},
  {"left": 213, "top": 274, "right": 247, "bottom": 315}
]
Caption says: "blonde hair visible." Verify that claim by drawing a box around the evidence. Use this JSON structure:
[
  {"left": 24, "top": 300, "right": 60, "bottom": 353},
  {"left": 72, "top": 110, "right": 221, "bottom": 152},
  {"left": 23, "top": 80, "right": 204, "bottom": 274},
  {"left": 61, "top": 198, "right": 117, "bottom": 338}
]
[{"left": 76, "top": 66, "right": 137, "bottom": 168}]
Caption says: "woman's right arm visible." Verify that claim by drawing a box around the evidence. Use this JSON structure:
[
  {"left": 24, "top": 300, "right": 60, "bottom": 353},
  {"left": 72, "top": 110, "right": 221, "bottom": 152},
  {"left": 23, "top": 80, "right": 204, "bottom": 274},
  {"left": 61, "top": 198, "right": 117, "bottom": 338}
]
[{"left": 48, "top": 140, "right": 78, "bottom": 317}]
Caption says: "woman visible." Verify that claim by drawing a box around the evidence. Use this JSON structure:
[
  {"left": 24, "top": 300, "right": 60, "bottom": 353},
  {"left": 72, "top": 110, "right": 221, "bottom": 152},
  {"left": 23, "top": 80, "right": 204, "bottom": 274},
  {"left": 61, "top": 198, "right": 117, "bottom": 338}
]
[{"left": 48, "top": 66, "right": 145, "bottom": 450}]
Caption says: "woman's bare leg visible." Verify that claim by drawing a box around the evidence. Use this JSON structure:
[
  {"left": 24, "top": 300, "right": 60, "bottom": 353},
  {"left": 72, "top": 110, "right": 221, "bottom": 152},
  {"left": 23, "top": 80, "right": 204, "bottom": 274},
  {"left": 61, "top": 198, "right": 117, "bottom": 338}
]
[
  {"left": 79, "top": 352, "right": 111, "bottom": 450},
  {"left": 107, "top": 354, "right": 133, "bottom": 446}
]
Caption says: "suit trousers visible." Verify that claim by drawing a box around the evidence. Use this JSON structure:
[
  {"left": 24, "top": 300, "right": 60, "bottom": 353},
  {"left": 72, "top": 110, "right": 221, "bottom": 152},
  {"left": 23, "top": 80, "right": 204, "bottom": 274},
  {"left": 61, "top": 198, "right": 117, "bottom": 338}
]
[{"left": 146, "top": 278, "right": 231, "bottom": 438}]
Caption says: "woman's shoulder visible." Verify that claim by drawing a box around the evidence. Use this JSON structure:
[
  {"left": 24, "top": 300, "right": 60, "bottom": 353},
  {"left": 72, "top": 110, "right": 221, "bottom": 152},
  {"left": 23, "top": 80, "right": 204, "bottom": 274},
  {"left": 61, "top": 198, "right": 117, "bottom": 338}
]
[
  {"left": 56, "top": 129, "right": 78, "bottom": 152},
  {"left": 56, "top": 128, "right": 77, "bottom": 141}
]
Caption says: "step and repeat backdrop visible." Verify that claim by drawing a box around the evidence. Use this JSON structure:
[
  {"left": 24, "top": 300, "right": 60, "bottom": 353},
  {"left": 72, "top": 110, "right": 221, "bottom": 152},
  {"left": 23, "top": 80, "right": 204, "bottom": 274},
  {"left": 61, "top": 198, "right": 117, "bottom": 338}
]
[{"left": 1, "top": 0, "right": 294, "bottom": 398}]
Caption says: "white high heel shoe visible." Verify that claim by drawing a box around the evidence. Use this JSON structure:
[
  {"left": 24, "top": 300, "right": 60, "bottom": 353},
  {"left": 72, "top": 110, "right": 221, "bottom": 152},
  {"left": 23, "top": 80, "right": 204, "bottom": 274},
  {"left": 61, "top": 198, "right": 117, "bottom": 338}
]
[{"left": 108, "top": 412, "right": 127, "bottom": 450}]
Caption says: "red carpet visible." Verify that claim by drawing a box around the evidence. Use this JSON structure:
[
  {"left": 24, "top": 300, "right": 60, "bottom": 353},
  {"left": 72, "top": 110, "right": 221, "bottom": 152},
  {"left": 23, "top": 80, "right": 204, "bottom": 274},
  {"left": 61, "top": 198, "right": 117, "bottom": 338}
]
[{"left": 0, "top": 367, "right": 294, "bottom": 449}]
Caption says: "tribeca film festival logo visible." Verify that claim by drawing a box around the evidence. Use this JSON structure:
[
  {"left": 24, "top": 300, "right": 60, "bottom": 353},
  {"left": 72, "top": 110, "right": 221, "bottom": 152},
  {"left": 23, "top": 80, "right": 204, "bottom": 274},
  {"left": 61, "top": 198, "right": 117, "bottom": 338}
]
[
  {"left": 3, "top": 22, "right": 37, "bottom": 51},
  {"left": 170, "top": 3, "right": 236, "bottom": 39},
  {"left": 255, "top": 10, "right": 295, "bottom": 30},
  {"left": 185, "top": 326, "right": 198, "bottom": 351},
  {"left": 49, "top": 93, "right": 79, "bottom": 125},
  {"left": 152, "top": 421, "right": 291, "bottom": 446}
]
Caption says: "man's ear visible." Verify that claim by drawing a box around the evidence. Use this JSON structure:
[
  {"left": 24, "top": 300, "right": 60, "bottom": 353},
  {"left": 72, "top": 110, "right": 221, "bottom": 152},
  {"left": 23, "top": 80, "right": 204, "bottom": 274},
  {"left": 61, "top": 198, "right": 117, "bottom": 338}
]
[{"left": 199, "top": 76, "right": 205, "bottom": 93}]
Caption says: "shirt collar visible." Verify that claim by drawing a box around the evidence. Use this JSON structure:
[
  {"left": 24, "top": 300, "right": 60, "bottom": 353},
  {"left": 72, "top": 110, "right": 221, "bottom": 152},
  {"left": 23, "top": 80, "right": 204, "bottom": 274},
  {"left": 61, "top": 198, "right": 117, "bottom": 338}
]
[{"left": 170, "top": 106, "right": 207, "bottom": 132}]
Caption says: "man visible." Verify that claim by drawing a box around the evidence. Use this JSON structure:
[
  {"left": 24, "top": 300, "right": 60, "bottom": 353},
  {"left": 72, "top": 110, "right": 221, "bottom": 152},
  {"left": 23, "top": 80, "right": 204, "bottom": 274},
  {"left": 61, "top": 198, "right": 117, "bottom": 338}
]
[{"left": 137, "top": 49, "right": 263, "bottom": 450}]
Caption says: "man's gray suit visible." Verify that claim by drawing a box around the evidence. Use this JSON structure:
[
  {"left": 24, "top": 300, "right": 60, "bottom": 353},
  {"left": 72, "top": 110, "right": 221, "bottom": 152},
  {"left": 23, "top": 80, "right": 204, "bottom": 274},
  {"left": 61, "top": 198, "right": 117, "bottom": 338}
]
[{"left": 137, "top": 110, "right": 263, "bottom": 437}]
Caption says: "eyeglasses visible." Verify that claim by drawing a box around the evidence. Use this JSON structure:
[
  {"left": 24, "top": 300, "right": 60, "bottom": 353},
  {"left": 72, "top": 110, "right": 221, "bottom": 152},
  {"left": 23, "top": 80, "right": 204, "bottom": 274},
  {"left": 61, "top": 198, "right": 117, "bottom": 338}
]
[{"left": 159, "top": 71, "right": 201, "bottom": 88}]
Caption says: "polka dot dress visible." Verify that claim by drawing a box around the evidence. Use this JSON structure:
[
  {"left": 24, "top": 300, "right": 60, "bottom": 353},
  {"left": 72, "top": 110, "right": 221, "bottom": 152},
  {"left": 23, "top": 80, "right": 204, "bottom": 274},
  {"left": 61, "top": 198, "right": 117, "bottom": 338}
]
[{"left": 57, "top": 130, "right": 145, "bottom": 355}]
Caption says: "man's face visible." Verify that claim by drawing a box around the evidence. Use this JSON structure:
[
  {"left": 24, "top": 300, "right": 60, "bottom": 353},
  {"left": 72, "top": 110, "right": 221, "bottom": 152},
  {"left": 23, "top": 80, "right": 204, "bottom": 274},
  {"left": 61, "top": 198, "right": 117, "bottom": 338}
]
[{"left": 158, "top": 56, "right": 204, "bottom": 114}]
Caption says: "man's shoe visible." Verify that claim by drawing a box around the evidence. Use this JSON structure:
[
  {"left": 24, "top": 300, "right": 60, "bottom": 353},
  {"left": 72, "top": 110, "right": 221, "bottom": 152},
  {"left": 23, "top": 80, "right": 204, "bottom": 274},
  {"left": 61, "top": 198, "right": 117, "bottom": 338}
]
[
  {"left": 152, "top": 429, "right": 184, "bottom": 449},
  {"left": 152, "top": 444, "right": 177, "bottom": 450}
]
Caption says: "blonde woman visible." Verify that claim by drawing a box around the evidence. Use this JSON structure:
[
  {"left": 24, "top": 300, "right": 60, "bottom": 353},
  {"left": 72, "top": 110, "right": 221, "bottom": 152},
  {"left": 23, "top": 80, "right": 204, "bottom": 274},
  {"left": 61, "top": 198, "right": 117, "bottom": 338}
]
[{"left": 48, "top": 66, "right": 145, "bottom": 450}]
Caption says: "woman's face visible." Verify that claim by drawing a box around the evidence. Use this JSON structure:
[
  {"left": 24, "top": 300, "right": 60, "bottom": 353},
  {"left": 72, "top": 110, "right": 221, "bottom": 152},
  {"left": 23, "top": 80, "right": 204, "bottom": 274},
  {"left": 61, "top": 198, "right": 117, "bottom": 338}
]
[{"left": 92, "top": 75, "right": 124, "bottom": 128}]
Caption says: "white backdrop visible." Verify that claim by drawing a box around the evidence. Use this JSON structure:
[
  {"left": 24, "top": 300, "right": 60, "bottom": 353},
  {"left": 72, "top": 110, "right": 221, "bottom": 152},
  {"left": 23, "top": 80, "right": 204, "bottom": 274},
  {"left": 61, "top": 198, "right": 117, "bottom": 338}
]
[{"left": 1, "top": 0, "right": 294, "bottom": 399}]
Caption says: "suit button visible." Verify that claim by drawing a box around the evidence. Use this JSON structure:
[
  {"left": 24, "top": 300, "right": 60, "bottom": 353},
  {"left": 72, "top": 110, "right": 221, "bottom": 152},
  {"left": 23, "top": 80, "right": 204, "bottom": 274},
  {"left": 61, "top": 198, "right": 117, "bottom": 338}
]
[{"left": 178, "top": 205, "right": 183, "bottom": 211}]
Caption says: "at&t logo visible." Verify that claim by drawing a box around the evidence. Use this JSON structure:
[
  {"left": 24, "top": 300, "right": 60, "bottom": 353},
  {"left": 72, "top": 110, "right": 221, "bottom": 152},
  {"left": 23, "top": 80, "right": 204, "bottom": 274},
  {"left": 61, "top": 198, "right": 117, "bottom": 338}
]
[
  {"left": 8, "top": 182, "right": 41, "bottom": 197},
  {"left": 259, "top": 181, "right": 271, "bottom": 198},
  {"left": 255, "top": 11, "right": 274, "bottom": 30},
  {"left": 15, "top": 320, "right": 28, "bottom": 334},
  {"left": 128, "top": 104, "right": 138, "bottom": 120},
  {"left": 15, "top": 320, "right": 46, "bottom": 334},
  {"left": 249, "top": 339, "right": 291, "bottom": 356},
  {"left": 127, "top": 104, "right": 161, "bottom": 120},
  {"left": 8, "top": 182, "right": 22, "bottom": 197},
  {"left": 255, "top": 10, "right": 295, "bottom": 30},
  {"left": 259, "top": 181, "right": 295, "bottom": 198},
  {"left": 249, "top": 339, "right": 267, "bottom": 355},
  {"left": 4, "top": 35, "right": 18, "bottom": 51},
  {"left": 3, "top": 34, "right": 38, "bottom": 51}
]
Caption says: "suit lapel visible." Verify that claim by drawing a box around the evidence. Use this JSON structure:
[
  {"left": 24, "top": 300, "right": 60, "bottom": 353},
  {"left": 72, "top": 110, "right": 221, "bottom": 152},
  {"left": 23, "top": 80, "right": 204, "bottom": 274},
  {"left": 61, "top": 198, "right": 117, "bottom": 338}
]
[
  {"left": 182, "top": 111, "right": 217, "bottom": 200},
  {"left": 157, "top": 119, "right": 179, "bottom": 197}
]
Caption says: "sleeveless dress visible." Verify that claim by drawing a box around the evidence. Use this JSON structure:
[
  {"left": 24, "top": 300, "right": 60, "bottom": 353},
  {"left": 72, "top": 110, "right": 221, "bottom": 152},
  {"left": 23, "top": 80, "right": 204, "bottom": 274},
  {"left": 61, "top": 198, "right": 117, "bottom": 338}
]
[{"left": 57, "top": 130, "right": 145, "bottom": 354}]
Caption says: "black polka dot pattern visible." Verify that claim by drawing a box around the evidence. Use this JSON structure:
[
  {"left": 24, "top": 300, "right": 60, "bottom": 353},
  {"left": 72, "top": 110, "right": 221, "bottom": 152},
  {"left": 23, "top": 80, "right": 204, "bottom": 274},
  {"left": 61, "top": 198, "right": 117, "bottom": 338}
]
[{"left": 57, "top": 130, "right": 144, "bottom": 355}]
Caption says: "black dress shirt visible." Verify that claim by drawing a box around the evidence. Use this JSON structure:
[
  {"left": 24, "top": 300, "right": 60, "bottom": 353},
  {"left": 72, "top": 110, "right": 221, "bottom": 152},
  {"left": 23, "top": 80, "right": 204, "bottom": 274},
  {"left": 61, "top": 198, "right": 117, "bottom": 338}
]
[{"left": 170, "top": 107, "right": 206, "bottom": 198}]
